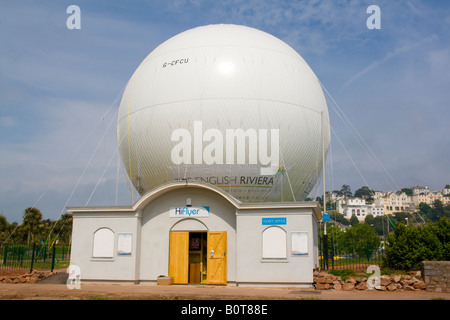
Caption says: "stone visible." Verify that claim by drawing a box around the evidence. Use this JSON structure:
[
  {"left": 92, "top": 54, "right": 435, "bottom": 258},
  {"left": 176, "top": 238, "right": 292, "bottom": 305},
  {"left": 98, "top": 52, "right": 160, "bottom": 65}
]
[
  {"left": 377, "top": 285, "right": 387, "bottom": 291},
  {"left": 380, "top": 275, "right": 391, "bottom": 286},
  {"left": 387, "top": 283, "right": 397, "bottom": 291},
  {"left": 403, "top": 285, "right": 415, "bottom": 291},
  {"left": 355, "top": 281, "right": 368, "bottom": 290},
  {"left": 413, "top": 281, "right": 426, "bottom": 290},
  {"left": 343, "top": 283, "right": 355, "bottom": 291},
  {"left": 409, "top": 270, "right": 421, "bottom": 278},
  {"left": 345, "top": 278, "right": 357, "bottom": 285},
  {"left": 333, "top": 281, "right": 342, "bottom": 291},
  {"left": 316, "top": 277, "right": 327, "bottom": 284},
  {"left": 392, "top": 275, "right": 401, "bottom": 283},
  {"left": 400, "top": 279, "right": 413, "bottom": 286},
  {"left": 412, "top": 277, "right": 421, "bottom": 284},
  {"left": 315, "top": 283, "right": 330, "bottom": 290}
]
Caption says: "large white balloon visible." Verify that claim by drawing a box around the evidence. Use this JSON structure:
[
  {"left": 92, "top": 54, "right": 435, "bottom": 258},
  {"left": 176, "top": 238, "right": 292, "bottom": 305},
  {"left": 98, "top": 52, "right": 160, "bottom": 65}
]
[{"left": 117, "top": 24, "right": 330, "bottom": 202}]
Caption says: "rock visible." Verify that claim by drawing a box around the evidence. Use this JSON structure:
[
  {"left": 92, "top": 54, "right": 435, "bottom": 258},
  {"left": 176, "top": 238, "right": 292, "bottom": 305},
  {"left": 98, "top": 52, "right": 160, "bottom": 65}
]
[
  {"left": 315, "top": 283, "right": 332, "bottom": 290},
  {"left": 343, "top": 283, "right": 355, "bottom": 291},
  {"left": 409, "top": 270, "right": 421, "bottom": 278},
  {"left": 316, "top": 277, "right": 327, "bottom": 284},
  {"left": 400, "top": 279, "right": 413, "bottom": 286},
  {"left": 387, "top": 283, "right": 397, "bottom": 291},
  {"left": 392, "top": 275, "right": 402, "bottom": 283},
  {"left": 380, "top": 275, "right": 391, "bottom": 286},
  {"left": 377, "top": 285, "right": 387, "bottom": 291},
  {"left": 355, "top": 281, "right": 368, "bottom": 290},
  {"left": 403, "top": 285, "right": 415, "bottom": 291},
  {"left": 413, "top": 281, "right": 426, "bottom": 290},
  {"left": 412, "top": 277, "right": 421, "bottom": 284},
  {"left": 345, "top": 278, "right": 357, "bottom": 285},
  {"left": 333, "top": 281, "right": 342, "bottom": 290}
]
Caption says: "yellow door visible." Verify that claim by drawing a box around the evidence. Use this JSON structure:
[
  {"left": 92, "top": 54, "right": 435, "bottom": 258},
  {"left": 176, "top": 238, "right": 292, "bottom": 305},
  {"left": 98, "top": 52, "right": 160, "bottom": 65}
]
[
  {"left": 207, "top": 231, "right": 227, "bottom": 285},
  {"left": 168, "top": 231, "right": 189, "bottom": 284}
]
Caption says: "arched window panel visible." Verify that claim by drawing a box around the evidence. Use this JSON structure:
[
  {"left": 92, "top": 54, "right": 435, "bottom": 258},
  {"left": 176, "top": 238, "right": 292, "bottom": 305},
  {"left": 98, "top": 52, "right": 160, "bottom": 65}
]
[
  {"left": 262, "top": 226, "right": 287, "bottom": 259},
  {"left": 93, "top": 228, "right": 115, "bottom": 258}
]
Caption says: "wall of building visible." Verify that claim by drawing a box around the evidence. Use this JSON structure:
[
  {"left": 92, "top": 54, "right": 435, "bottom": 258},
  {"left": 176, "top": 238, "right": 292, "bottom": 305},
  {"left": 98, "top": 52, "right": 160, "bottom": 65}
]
[
  {"left": 70, "top": 212, "right": 139, "bottom": 282},
  {"left": 236, "top": 208, "right": 317, "bottom": 286},
  {"left": 138, "top": 187, "right": 237, "bottom": 283}
]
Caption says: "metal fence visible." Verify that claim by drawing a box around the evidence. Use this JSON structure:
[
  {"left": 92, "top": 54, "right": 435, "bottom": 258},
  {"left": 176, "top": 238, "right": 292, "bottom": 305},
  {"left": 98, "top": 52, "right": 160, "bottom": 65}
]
[
  {"left": 0, "top": 243, "right": 71, "bottom": 273},
  {"left": 319, "top": 236, "right": 386, "bottom": 272}
]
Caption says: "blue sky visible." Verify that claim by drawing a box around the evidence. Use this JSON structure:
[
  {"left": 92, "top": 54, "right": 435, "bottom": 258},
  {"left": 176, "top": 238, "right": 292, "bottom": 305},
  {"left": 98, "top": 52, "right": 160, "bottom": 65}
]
[{"left": 1, "top": 0, "right": 449, "bottom": 222}]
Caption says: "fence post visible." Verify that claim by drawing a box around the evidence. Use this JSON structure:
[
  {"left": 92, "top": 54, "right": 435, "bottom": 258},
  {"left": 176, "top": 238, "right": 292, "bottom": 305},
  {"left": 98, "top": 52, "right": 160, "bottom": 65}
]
[
  {"left": 330, "top": 238, "right": 334, "bottom": 270},
  {"left": 29, "top": 242, "right": 36, "bottom": 273},
  {"left": 51, "top": 244, "right": 56, "bottom": 272},
  {"left": 323, "top": 234, "right": 328, "bottom": 270},
  {"left": 3, "top": 245, "right": 8, "bottom": 265}
]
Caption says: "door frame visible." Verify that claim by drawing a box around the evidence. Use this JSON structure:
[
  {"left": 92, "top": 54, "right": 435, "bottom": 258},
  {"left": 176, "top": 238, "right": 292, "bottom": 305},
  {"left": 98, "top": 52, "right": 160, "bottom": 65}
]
[{"left": 168, "top": 230, "right": 227, "bottom": 285}]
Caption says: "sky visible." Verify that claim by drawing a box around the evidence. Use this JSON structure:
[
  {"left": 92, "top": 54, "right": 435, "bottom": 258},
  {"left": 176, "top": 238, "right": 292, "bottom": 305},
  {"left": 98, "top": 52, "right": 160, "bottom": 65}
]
[{"left": 0, "top": 0, "right": 449, "bottom": 222}]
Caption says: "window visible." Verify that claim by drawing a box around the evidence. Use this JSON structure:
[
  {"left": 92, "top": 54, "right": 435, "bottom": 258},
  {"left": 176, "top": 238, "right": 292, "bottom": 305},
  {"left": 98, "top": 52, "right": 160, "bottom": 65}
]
[
  {"left": 262, "top": 227, "right": 287, "bottom": 259},
  {"left": 92, "top": 228, "right": 114, "bottom": 258}
]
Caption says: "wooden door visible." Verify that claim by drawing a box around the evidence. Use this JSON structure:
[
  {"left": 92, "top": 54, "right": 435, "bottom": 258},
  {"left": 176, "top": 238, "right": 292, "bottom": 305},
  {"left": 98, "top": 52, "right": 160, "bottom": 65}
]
[
  {"left": 207, "top": 231, "right": 227, "bottom": 285},
  {"left": 168, "top": 231, "right": 189, "bottom": 284}
]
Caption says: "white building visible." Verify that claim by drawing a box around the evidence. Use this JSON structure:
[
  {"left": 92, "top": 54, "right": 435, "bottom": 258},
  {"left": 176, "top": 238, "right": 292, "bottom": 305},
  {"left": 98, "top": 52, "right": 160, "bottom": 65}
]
[
  {"left": 336, "top": 197, "right": 385, "bottom": 222},
  {"left": 410, "top": 186, "right": 430, "bottom": 195},
  {"left": 68, "top": 181, "right": 321, "bottom": 287}
]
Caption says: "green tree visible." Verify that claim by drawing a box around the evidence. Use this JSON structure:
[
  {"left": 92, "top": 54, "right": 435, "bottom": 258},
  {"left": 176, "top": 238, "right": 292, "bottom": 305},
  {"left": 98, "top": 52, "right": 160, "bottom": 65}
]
[
  {"left": 339, "top": 184, "right": 352, "bottom": 197},
  {"left": 51, "top": 213, "right": 73, "bottom": 245},
  {"left": 354, "top": 186, "right": 374, "bottom": 199},
  {"left": 400, "top": 188, "right": 413, "bottom": 196},
  {"left": 364, "top": 213, "right": 375, "bottom": 226},
  {"left": 372, "top": 215, "right": 388, "bottom": 237},
  {"left": 330, "top": 212, "right": 350, "bottom": 226},
  {"left": 0, "top": 213, "right": 10, "bottom": 242},
  {"left": 432, "top": 200, "right": 445, "bottom": 222},
  {"left": 385, "top": 218, "right": 450, "bottom": 270},
  {"left": 342, "top": 223, "right": 380, "bottom": 259},
  {"left": 349, "top": 214, "right": 359, "bottom": 226},
  {"left": 22, "top": 207, "right": 44, "bottom": 245}
]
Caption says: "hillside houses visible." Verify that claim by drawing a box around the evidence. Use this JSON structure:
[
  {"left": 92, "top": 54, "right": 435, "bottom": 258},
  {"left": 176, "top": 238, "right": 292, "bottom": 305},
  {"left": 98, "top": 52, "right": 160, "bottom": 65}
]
[{"left": 334, "top": 186, "right": 450, "bottom": 221}]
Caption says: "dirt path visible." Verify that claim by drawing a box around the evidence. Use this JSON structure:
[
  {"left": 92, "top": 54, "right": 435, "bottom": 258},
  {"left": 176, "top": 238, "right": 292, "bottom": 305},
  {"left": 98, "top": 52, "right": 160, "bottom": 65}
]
[{"left": 0, "top": 270, "right": 448, "bottom": 300}]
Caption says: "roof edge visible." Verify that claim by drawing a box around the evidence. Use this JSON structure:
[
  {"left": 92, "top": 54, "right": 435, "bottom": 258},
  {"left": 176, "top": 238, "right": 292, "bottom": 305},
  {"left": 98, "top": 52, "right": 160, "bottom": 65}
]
[{"left": 67, "top": 180, "right": 322, "bottom": 220}]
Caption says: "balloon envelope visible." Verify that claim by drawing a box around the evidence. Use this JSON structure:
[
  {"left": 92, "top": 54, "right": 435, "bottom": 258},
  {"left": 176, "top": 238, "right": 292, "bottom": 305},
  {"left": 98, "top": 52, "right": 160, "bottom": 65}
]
[{"left": 117, "top": 24, "right": 330, "bottom": 202}]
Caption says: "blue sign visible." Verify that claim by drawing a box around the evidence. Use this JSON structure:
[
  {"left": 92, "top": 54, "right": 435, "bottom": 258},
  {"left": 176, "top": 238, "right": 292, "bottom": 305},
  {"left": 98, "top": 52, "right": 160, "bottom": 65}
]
[
  {"left": 262, "top": 217, "right": 287, "bottom": 225},
  {"left": 322, "top": 213, "right": 330, "bottom": 222}
]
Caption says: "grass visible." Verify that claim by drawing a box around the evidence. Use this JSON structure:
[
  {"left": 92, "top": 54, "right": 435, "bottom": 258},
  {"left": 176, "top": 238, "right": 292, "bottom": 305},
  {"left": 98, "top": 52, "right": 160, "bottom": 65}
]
[{"left": 327, "top": 269, "right": 356, "bottom": 280}]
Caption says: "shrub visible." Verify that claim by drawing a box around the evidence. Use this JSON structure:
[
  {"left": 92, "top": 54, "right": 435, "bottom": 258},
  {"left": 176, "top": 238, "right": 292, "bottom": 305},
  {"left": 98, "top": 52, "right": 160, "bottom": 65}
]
[{"left": 385, "top": 217, "right": 450, "bottom": 270}]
